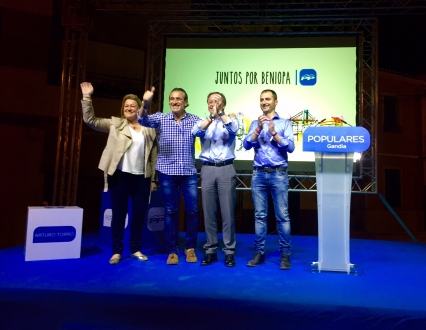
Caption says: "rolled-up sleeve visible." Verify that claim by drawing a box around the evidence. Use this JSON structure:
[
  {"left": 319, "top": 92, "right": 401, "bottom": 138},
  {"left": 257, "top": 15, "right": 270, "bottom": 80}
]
[
  {"left": 277, "top": 121, "right": 295, "bottom": 153},
  {"left": 191, "top": 120, "right": 205, "bottom": 137},
  {"left": 223, "top": 118, "right": 239, "bottom": 136},
  {"left": 138, "top": 113, "right": 161, "bottom": 128}
]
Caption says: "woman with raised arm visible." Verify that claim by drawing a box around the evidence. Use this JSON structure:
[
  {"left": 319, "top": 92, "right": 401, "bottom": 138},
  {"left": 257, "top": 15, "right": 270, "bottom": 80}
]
[{"left": 80, "top": 82, "right": 158, "bottom": 265}]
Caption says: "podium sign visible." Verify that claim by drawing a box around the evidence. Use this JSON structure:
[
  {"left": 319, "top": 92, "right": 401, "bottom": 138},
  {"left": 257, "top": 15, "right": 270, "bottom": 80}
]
[
  {"left": 303, "top": 126, "right": 370, "bottom": 153},
  {"left": 303, "top": 127, "right": 370, "bottom": 273}
]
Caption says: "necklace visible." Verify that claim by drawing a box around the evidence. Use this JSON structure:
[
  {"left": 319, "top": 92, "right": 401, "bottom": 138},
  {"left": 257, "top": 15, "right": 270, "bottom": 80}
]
[{"left": 128, "top": 121, "right": 139, "bottom": 129}]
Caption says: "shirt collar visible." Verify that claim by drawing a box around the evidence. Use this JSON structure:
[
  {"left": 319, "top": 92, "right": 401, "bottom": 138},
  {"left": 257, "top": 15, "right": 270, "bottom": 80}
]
[
  {"left": 166, "top": 111, "right": 188, "bottom": 120},
  {"left": 271, "top": 112, "right": 281, "bottom": 120}
]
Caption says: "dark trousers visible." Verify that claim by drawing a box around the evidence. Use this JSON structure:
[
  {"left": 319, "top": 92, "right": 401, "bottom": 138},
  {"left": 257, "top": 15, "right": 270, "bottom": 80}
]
[{"left": 108, "top": 170, "right": 151, "bottom": 255}]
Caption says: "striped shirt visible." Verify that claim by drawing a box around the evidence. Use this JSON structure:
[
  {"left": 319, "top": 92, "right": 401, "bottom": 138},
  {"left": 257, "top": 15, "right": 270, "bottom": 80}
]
[{"left": 139, "top": 111, "right": 201, "bottom": 175}]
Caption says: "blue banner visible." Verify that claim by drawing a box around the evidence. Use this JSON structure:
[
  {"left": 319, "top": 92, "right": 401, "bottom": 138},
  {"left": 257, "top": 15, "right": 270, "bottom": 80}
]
[
  {"left": 303, "top": 126, "right": 370, "bottom": 153},
  {"left": 33, "top": 226, "right": 76, "bottom": 243}
]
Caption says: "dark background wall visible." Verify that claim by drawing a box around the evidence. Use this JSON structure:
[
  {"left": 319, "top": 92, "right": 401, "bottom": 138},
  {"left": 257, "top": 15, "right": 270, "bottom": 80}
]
[{"left": 0, "top": 0, "right": 425, "bottom": 249}]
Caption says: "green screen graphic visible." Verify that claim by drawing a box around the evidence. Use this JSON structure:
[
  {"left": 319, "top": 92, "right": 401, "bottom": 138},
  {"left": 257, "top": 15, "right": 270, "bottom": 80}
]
[{"left": 163, "top": 37, "right": 357, "bottom": 168}]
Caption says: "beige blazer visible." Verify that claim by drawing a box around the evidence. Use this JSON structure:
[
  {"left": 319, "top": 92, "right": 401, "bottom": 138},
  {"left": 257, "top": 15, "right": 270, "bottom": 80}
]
[{"left": 81, "top": 100, "right": 158, "bottom": 184}]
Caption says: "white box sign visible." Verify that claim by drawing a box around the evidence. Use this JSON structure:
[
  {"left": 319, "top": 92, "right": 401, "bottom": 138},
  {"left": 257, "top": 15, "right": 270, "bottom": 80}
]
[{"left": 25, "top": 207, "right": 83, "bottom": 261}]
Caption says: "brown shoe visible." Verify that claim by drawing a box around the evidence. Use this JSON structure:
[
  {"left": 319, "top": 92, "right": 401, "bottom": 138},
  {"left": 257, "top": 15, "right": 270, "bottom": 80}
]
[
  {"left": 185, "top": 248, "right": 197, "bottom": 263},
  {"left": 167, "top": 253, "right": 179, "bottom": 265},
  {"left": 109, "top": 254, "right": 121, "bottom": 265}
]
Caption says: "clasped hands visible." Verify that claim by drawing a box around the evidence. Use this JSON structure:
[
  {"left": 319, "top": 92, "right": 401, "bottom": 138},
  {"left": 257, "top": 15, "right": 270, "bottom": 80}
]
[
  {"left": 257, "top": 115, "right": 277, "bottom": 135},
  {"left": 209, "top": 94, "right": 224, "bottom": 117}
]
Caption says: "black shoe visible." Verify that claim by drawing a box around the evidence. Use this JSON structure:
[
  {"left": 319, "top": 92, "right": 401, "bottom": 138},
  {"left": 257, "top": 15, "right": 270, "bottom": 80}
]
[
  {"left": 280, "top": 254, "right": 291, "bottom": 270},
  {"left": 247, "top": 252, "right": 265, "bottom": 267},
  {"left": 201, "top": 253, "right": 218, "bottom": 266},
  {"left": 225, "top": 254, "right": 236, "bottom": 267}
]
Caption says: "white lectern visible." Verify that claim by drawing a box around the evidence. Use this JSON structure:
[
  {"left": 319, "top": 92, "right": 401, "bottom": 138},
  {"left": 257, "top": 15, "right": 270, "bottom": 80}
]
[
  {"left": 303, "top": 126, "right": 370, "bottom": 273},
  {"left": 315, "top": 152, "right": 353, "bottom": 272}
]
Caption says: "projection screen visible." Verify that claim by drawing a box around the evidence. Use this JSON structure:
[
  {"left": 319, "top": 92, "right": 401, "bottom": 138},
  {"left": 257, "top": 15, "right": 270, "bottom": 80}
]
[{"left": 163, "top": 36, "right": 359, "bottom": 173}]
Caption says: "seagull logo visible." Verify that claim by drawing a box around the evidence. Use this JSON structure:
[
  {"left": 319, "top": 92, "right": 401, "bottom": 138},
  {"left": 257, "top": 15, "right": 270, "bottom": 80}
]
[{"left": 299, "top": 69, "right": 317, "bottom": 86}]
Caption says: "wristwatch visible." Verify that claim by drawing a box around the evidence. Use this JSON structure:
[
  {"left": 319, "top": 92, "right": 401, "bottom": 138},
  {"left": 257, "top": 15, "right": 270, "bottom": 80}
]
[{"left": 218, "top": 111, "right": 224, "bottom": 116}]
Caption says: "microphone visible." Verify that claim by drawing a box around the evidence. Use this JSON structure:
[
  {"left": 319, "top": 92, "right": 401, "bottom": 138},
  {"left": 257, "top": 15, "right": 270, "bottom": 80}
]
[{"left": 315, "top": 119, "right": 326, "bottom": 126}]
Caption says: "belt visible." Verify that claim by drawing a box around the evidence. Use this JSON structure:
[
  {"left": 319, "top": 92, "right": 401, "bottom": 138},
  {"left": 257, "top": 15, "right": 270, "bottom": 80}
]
[
  {"left": 203, "top": 159, "right": 234, "bottom": 167},
  {"left": 254, "top": 166, "right": 287, "bottom": 173}
]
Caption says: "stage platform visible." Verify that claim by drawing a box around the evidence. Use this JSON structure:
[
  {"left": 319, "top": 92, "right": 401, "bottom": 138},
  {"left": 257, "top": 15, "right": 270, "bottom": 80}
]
[{"left": 0, "top": 232, "right": 425, "bottom": 330}]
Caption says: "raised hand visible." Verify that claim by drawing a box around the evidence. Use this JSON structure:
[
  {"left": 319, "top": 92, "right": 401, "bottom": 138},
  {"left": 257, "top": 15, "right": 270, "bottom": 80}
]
[
  {"left": 80, "top": 82, "right": 94, "bottom": 96},
  {"left": 143, "top": 86, "right": 155, "bottom": 103},
  {"left": 213, "top": 94, "right": 224, "bottom": 113},
  {"left": 139, "top": 86, "right": 155, "bottom": 117}
]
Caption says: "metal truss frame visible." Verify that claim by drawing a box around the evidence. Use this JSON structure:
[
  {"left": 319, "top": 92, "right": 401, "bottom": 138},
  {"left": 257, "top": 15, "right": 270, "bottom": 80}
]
[
  {"left": 95, "top": 1, "right": 426, "bottom": 18},
  {"left": 56, "top": 0, "right": 426, "bottom": 205},
  {"left": 53, "top": 0, "right": 88, "bottom": 205},
  {"left": 145, "top": 16, "right": 377, "bottom": 193}
]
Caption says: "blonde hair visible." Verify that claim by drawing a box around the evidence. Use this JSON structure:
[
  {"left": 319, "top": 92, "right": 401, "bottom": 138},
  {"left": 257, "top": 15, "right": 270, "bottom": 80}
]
[{"left": 120, "top": 94, "right": 142, "bottom": 118}]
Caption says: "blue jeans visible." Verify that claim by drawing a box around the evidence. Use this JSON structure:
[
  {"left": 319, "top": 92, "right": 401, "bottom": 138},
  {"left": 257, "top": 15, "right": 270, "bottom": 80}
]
[
  {"left": 159, "top": 172, "right": 199, "bottom": 254},
  {"left": 251, "top": 169, "right": 291, "bottom": 255}
]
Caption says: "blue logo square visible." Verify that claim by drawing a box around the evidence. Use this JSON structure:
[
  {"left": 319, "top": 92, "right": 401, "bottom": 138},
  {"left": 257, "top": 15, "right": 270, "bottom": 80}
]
[{"left": 299, "top": 69, "right": 317, "bottom": 86}]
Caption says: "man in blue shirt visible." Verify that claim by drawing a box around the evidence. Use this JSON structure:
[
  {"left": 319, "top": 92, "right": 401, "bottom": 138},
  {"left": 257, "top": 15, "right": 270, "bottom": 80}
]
[
  {"left": 243, "top": 89, "right": 295, "bottom": 270},
  {"left": 139, "top": 87, "right": 200, "bottom": 265},
  {"left": 192, "top": 92, "right": 239, "bottom": 267}
]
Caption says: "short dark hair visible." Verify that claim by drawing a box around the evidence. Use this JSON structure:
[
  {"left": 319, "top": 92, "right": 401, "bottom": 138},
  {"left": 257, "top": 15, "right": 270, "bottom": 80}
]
[
  {"left": 170, "top": 88, "right": 188, "bottom": 101},
  {"left": 260, "top": 89, "right": 278, "bottom": 101},
  {"left": 206, "top": 92, "right": 227, "bottom": 106},
  {"left": 170, "top": 88, "right": 189, "bottom": 108}
]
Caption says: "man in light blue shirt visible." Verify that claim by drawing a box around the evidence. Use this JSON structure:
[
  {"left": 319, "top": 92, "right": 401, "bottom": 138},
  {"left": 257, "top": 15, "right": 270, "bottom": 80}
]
[
  {"left": 192, "top": 92, "right": 239, "bottom": 267},
  {"left": 243, "top": 89, "right": 295, "bottom": 270}
]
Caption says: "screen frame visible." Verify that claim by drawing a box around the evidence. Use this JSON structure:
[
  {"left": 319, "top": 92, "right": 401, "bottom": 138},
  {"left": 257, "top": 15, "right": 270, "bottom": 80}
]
[{"left": 161, "top": 35, "right": 362, "bottom": 176}]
